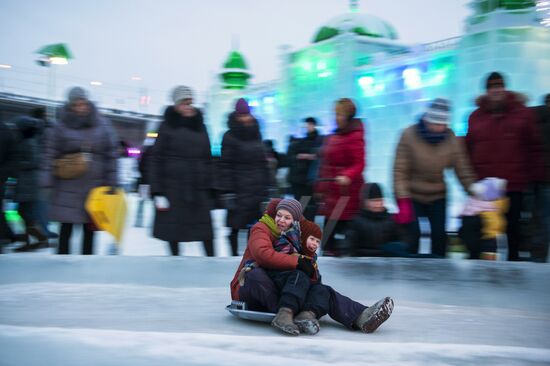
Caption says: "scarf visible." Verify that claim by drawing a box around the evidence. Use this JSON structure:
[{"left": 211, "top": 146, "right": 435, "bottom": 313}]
[
  {"left": 273, "top": 221, "right": 302, "bottom": 254},
  {"left": 416, "top": 117, "right": 448, "bottom": 144}
]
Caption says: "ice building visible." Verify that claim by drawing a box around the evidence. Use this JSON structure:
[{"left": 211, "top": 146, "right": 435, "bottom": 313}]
[{"left": 205, "top": 0, "right": 550, "bottom": 209}]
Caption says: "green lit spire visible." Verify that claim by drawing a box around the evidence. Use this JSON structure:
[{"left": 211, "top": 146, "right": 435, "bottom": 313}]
[{"left": 220, "top": 50, "right": 251, "bottom": 90}]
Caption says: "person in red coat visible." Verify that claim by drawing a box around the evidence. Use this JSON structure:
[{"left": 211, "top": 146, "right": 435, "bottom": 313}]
[
  {"left": 465, "top": 72, "right": 545, "bottom": 261},
  {"left": 315, "top": 98, "right": 365, "bottom": 256}
]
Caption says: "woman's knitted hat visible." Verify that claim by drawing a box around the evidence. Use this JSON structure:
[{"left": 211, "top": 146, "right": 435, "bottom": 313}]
[{"left": 276, "top": 198, "right": 303, "bottom": 221}]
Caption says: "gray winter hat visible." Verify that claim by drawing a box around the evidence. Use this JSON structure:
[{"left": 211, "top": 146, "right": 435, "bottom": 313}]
[
  {"left": 424, "top": 98, "right": 450, "bottom": 125},
  {"left": 67, "top": 87, "right": 88, "bottom": 103},
  {"left": 171, "top": 85, "right": 193, "bottom": 105}
]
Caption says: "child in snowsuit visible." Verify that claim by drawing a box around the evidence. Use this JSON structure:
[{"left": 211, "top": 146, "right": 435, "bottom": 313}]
[{"left": 459, "top": 177, "right": 509, "bottom": 259}]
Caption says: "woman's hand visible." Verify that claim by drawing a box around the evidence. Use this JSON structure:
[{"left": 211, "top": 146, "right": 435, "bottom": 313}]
[{"left": 335, "top": 175, "right": 351, "bottom": 186}]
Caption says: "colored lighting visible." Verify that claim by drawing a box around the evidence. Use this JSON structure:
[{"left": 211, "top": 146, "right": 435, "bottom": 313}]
[{"left": 403, "top": 67, "right": 422, "bottom": 89}]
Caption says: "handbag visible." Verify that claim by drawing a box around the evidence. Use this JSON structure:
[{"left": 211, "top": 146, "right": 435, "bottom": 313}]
[{"left": 54, "top": 151, "right": 91, "bottom": 179}]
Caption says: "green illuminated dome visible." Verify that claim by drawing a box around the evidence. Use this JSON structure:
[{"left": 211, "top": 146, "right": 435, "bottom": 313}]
[
  {"left": 313, "top": 13, "right": 399, "bottom": 43},
  {"left": 220, "top": 51, "right": 251, "bottom": 90},
  {"left": 471, "top": 0, "right": 535, "bottom": 14}
]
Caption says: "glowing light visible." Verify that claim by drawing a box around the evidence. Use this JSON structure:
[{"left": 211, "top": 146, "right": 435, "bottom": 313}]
[
  {"left": 127, "top": 148, "right": 141, "bottom": 156},
  {"left": 358, "top": 75, "right": 374, "bottom": 88},
  {"left": 248, "top": 100, "right": 259, "bottom": 107},
  {"left": 90, "top": 81, "right": 103, "bottom": 86},
  {"left": 0, "top": 64, "right": 12, "bottom": 69},
  {"left": 49, "top": 57, "right": 68, "bottom": 65},
  {"left": 403, "top": 67, "right": 422, "bottom": 89},
  {"left": 358, "top": 75, "right": 385, "bottom": 96},
  {"left": 146, "top": 132, "right": 158, "bottom": 138}
]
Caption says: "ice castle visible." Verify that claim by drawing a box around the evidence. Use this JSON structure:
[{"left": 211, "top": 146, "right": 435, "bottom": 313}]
[{"left": 205, "top": 0, "right": 550, "bottom": 208}]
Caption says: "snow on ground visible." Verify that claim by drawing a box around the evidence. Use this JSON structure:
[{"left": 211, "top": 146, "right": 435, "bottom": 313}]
[
  {"left": 1, "top": 195, "right": 549, "bottom": 365},
  {"left": 1, "top": 255, "right": 549, "bottom": 365}
]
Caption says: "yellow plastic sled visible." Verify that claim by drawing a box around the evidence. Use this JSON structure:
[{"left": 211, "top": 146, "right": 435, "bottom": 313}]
[{"left": 85, "top": 186, "right": 127, "bottom": 243}]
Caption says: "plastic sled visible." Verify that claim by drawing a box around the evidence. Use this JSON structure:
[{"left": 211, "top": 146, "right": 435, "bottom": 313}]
[
  {"left": 85, "top": 186, "right": 127, "bottom": 242},
  {"left": 226, "top": 300, "right": 276, "bottom": 323}
]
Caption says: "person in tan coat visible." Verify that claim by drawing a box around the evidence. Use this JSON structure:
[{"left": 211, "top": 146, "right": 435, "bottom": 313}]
[{"left": 393, "top": 98, "right": 475, "bottom": 257}]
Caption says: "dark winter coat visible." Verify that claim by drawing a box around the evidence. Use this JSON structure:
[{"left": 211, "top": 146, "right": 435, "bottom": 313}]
[
  {"left": 217, "top": 112, "right": 270, "bottom": 229},
  {"left": 42, "top": 103, "right": 118, "bottom": 223},
  {"left": 465, "top": 92, "right": 545, "bottom": 191},
  {"left": 531, "top": 105, "right": 550, "bottom": 183},
  {"left": 0, "top": 121, "right": 18, "bottom": 182},
  {"left": 345, "top": 209, "right": 404, "bottom": 256},
  {"left": 316, "top": 119, "right": 365, "bottom": 221},
  {"left": 287, "top": 130, "right": 324, "bottom": 185},
  {"left": 13, "top": 117, "right": 44, "bottom": 202},
  {"left": 150, "top": 106, "right": 214, "bottom": 242},
  {"left": 137, "top": 145, "right": 153, "bottom": 185}
]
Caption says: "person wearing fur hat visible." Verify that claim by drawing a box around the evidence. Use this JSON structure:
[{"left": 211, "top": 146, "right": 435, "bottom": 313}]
[
  {"left": 344, "top": 183, "right": 409, "bottom": 257},
  {"left": 459, "top": 177, "right": 509, "bottom": 260},
  {"left": 150, "top": 85, "right": 215, "bottom": 256},
  {"left": 230, "top": 198, "right": 394, "bottom": 336},
  {"left": 393, "top": 98, "right": 476, "bottom": 258},
  {"left": 315, "top": 98, "right": 365, "bottom": 256},
  {"left": 216, "top": 98, "right": 270, "bottom": 256},
  {"left": 465, "top": 72, "right": 545, "bottom": 261},
  {"left": 41, "top": 86, "right": 118, "bottom": 254}
]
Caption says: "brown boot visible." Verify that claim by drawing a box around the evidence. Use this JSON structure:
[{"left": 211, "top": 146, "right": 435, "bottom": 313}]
[
  {"left": 271, "top": 307, "right": 299, "bottom": 336},
  {"left": 295, "top": 310, "right": 320, "bottom": 335},
  {"left": 354, "top": 297, "right": 394, "bottom": 333}
]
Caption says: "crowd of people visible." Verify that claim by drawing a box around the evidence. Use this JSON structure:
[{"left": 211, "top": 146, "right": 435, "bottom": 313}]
[{"left": 0, "top": 71, "right": 548, "bottom": 264}]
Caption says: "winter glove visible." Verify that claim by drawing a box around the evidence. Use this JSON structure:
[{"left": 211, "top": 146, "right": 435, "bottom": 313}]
[
  {"left": 296, "top": 256, "right": 315, "bottom": 277},
  {"left": 154, "top": 196, "right": 170, "bottom": 211},
  {"left": 394, "top": 198, "right": 414, "bottom": 225}
]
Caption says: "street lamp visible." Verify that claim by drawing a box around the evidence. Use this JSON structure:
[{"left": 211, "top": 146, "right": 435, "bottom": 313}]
[{"left": 35, "top": 43, "right": 72, "bottom": 120}]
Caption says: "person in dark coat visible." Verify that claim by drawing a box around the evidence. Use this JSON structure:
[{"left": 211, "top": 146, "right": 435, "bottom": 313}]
[
  {"left": 12, "top": 116, "right": 49, "bottom": 251},
  {"left": 287, "top": 117, "right": 324, "bottom": 220},
  {"left": 529, "top": 94, "right": 550, "bottom": 261},
  {"left": 42, "top": 86, "right": 118, "bottom": 255},
  {"left": 29, "top": 107, "right": 58, "bottom": 239},
  {"left": 345, "top": 183, "right": 408, "bottom": 257},
  {"left": 315, "top": 98, "right": 365, "bottom": 256},
  {"left": 0, "top": 120, "right": 18, "bottom": 250},
  {"left": 150, "top": 85, "right": 214, "bottom": 256},
  {"left": 218, "top": 98, "right": 270, "bottom": 256},
  {"left": 465, "top": 72, "right": 545, "bottom": 261}
]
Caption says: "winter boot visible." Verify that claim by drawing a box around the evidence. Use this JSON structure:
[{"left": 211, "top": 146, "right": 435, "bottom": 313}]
[
  {"left": 26, "top": 226, "right": 50, "bottom": 250},
  {"left": 271, "top": 307, "right": 300, "bottom": 336},
  {"left": 354, "top": 297, "right": 394, "bottom": 333},
  {"left": 294, "top": 310, "right": 320, "bottom": 335},
  {"left": 13, "top": 233, "right": 35, "bottom": 252}
]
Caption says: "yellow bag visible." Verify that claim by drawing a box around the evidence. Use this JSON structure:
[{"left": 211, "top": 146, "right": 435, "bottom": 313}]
[
  {"left": 54, "top": 152, "right": 90, "bottom": 179},
  {"left": 85, "top": 186, "right": 127, "bottom": 242}
]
